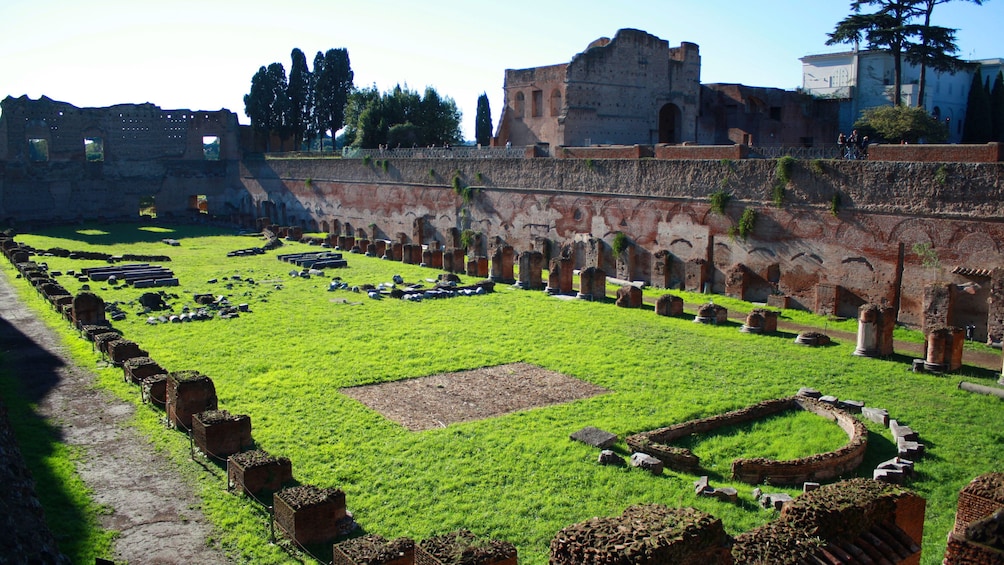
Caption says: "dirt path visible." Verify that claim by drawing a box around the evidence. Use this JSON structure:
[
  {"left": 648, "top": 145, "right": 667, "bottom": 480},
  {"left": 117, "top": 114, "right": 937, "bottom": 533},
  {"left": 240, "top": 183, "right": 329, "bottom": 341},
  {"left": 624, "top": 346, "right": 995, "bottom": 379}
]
[{"left": 0, "top": 273, "right": 232, "bottom": 565}]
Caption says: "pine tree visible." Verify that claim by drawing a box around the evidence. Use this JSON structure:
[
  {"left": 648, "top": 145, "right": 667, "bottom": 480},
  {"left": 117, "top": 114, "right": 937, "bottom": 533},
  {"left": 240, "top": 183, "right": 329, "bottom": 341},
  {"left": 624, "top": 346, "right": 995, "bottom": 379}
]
[
  {"left": 287, "top": 48, "right": 311, "bottom": 150},
  {"left": 962, "top": 66, "right": 993, "bottom": 143}
]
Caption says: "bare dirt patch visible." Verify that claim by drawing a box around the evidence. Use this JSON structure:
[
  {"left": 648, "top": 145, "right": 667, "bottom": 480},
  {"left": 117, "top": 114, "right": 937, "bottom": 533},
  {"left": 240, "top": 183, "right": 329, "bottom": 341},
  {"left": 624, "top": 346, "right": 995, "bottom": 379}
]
[{"left": 341, "top": 362, "right": 608, "bottom": 431}]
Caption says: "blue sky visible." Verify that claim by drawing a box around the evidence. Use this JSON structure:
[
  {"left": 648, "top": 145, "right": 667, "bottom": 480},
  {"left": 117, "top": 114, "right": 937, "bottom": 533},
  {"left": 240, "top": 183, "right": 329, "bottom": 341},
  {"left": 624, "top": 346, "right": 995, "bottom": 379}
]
[{"left": 2, "top": 0, "right": 1001, "bottom": 140}]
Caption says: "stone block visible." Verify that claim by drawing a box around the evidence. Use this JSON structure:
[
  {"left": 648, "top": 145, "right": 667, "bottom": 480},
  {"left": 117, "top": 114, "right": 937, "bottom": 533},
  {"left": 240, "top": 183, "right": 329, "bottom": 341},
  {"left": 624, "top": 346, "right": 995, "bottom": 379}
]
[
  {"left": 597, "top": 450, "right": 625, "bottom": 466},
  {"left": 803, "top": 482, "right": 820, "bottom": 492},
  {"left": 614, "top": 284, "right": 642, "bottom": 308},
  {"left": 760, "top": 493, "right": 793, "bottom": 511},
  {"left": 877, "top": 457, "right": 914, "bottom": 477},
  {"left": 193, "top": 410, "right": 253, "bottom": 460},
  {"left": 655, "top": 294, "right": 684, "bottom": 316},
  {"left": 570, "top": 426, "right": 618, "bottom": 449},
  {"left": 873, "top": 468, "right": 905, "bottom": 484},
  {"left": 106, "top": 339, "right": 148, "bottom": 367},
  {"left": 630, "top": 452, "right": 663, "bottom": 475},
  {"left": 123, "top": 356, "right": 166, "bottom": 384},
  {"left": 274, "top": 485, "right": 347, "bottom": 547},
  {"left": 818, "top": 395, "right": 838, "bottom": 406},
  {"left": 141, "top": 374, "right": 168, "bottom": 408},
  {"left": 861, "top": 406, "right": 890, "bottom": 426},
  {"left": 166, "top": 371, "right": 219, "bottom": 430},
  {"left": 897, "top": 437, "right": 925, "bottom": 459},
  {"left": 713, "top": 487, "right": 738, "bottom": 503},
  {"left": 796, "top": 387, "right": 821, "bottom": 399},
  {"left": 516, "top": 250, "right": 544, "bottom": 290},
  {"left": 577, "top": 267, "right": 606, "bottom": 300},
  {"left": 890, "top": 420, "right": 920, "bottom": 442},
  {"left": 227, "top": 450, "right": 293, "bottom": 498},
  {"left": 838, "top": 399, "right": 864, "bottom": 413}
]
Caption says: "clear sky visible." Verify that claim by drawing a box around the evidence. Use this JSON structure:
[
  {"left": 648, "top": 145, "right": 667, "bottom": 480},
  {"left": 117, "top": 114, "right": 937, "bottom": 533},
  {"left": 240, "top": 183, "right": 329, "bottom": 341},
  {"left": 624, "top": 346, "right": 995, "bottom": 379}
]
[{"left": 2, "top": 0, "right": 1002, "bottom": 140}]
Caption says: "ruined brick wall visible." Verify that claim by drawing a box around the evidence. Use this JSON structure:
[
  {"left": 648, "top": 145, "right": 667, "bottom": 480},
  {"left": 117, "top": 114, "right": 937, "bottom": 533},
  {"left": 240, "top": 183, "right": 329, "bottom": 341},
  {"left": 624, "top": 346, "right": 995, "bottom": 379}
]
[
  {"left": 497, "top": 64, "right": 567, "bottom": 148},
  {"left": 698, "top": 84, "right": 841, "bottom": 147},
  {"left": 869, "top": 142, "right": 1003, "bottom": 163},
  {"left": 236, "top": 156, "right": 1004, "bottom": 332},
  {"left": 560, "top": 29, "right": 701, "bottom": 146}
]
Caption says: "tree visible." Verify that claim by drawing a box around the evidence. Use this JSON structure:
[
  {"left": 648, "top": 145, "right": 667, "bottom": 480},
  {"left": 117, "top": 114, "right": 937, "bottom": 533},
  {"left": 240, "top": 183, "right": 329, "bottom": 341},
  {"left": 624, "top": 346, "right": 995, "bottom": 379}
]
[
  {"left": 828, "top": 0, "right": 920, "bottom": 106},
  {"left": 287, "top": 48, "right": 311, "bottom": 150},
  {"left": 244, "top": 65, "right": 282, "bottom": 151},
  {"left": 855, "top": 104, "right": 948, "bottom": 142},
  {"left": 266, "top": 63, "right": 291, "bottom": 148},
  {"left": 475, "top": 93, "right": 493, "bottom": 146},
  {"left": 345, "top": 85, "right": 462, "bottom": 149},
  {"left": 314, "top": 48, "right": 354, "bottom": 150},
  {"left": 991, "top": 71, "right": 1004, "bottom": 142},
  {"left": 962, "top": 65, "right": 993, "bottom": 143},
  {"left": 906, "top": 0, "right": 982, "bottom": 108}
]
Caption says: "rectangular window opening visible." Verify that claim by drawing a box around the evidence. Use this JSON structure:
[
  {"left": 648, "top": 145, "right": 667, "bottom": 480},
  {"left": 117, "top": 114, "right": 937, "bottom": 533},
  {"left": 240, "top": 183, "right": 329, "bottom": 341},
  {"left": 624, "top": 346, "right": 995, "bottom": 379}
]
[
  {"left": 531, "top": 90, "right": 543, "bottom": 118},
  {"left": 203, "top": 135, "right": 220, "bottom": 160},
  {"left": 139, "top": 195, "right": 157, "bottom": 219},
  {"left": 28, "top": 138, "right": 49, "bottom": 162},
  {"left": 84, "top": 137, "right": 104, "bottom": 161},
  {"left": 188, "top": 194, "right": 208, "bottom": 214}
]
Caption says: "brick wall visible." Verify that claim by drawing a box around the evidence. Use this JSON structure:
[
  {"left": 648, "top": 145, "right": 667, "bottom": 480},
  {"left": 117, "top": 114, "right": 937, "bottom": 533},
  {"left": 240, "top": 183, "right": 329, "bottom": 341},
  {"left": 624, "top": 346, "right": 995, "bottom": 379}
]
[{"left": 868, "top": 142, "right": 1003, "bottom": 163}]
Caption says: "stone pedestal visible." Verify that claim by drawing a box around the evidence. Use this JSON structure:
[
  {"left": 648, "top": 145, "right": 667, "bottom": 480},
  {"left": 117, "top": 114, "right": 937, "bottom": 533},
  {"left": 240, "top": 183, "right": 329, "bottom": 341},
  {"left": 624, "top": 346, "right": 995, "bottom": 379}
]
[
  {"left": 490, "top": 245, "right": 515, "bottom": 284},
  {"left": 142, "top": 374, "right": 168, "bottom": 407},
  {"left": 401, "top": 244, "right": 417, "bottom": 264},
  {"left": 651, "top": 250, "right": 672, "bottom": 289},
  {"left": 924, "top": 326, "right": 965, "bottom": 372},
  {"left": 814, "top": 283, "right": 841, "bottom": 317},
  {"left": 274, "top": 485, "right": 347, "bottom": 547},
  {"left": 428, "top": 249, "right": 444, "bottom": 269},
  {"left": 71, "top": 292, "right": 106, "bottom": 327},
  {"left": 725, "top": 264, "right": 750, "bottom": 300},
  {"left": 390, "top": 242, "right": 403, "bottom": 261},
  {"left": 854, "top": 304, "right": 895, "bottom": 357},
  {"left": 227, "top": 450, "right": 293, "bottom": 498},
  {"left": 107, "top": 339, "right": 148, "bottom": 367},
  {"left": 685, "top": 259, "right": 708, "bottom": 292},
  {"left": 577, "top": 267, "right": 606, "bottom": 300},
  {"left": 193, "top": 410, "right": 253, "bottom": 459},
  {"left": 374, "top": 240, "right": 387, "bottom": 257},
  {"left": 547, "top": 257, "right": 574, "bottom": 295},
  {"left": 123, "top": 356, "right": 165, "bottom": 384},
  {"left": 655, "top": 294, "right": 684, "bottom": 316},
  {"left": 615, "top": 285, "right": 642, "bottom": 308},
  {"left": 516, "top": 251, "right": 544, "bottom": 290},
  {"left": 166, "top": 371, "right": 219, "bottom": 430}
]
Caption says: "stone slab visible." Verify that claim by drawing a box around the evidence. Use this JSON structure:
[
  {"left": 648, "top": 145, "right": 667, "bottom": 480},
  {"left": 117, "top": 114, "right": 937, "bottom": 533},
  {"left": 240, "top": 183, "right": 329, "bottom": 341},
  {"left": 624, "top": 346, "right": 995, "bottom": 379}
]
[
  {"left": 861, "top": 406, "right": 890, "bottom": 426},
  {"left": 570, "top": 426, "right": 618, "bottom": 449},
  {"left": 630, "top": 452, "right": 663, "bottom": 475}
]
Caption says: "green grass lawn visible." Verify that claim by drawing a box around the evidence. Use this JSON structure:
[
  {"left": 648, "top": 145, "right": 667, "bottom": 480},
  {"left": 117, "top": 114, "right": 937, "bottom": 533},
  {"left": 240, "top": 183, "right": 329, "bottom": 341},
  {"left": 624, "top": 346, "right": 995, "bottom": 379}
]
[{"left": 3, "top": 222, "right": 1003, "bottom": 565}]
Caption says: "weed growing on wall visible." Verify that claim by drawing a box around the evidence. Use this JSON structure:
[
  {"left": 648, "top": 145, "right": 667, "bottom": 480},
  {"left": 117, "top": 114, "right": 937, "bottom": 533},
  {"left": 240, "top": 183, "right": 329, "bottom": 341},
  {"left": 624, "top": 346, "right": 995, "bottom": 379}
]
[
  {"left": 738, "top": 207, "right": 757, "bottom": 239},
  {"left": 935, "top": 165, "right": 949, "bottom": 185},
  {"left": 830, "top": 192, "right": 841, "bottom": 217},
  {"left": 773, "top": 156, "right": 795, "bottom": 208},
  {"left": 362, "top": 155, "right": 372, "bottom": 166},
  {"left": 612, "top": 232, "right": 629, "bottom": 256},
  {"left": 709, "top": 190, "right": 731, "bottom": 215},
  {"left": 810, "top": 159, "right": 825, "bottom": 177}
]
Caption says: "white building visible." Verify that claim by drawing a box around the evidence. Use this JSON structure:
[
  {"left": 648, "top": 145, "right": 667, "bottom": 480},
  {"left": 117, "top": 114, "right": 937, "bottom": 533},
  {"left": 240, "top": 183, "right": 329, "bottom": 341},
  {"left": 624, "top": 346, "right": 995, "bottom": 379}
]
[{"left": 801, "top": 49, "right": 1003, "bottom": 143}]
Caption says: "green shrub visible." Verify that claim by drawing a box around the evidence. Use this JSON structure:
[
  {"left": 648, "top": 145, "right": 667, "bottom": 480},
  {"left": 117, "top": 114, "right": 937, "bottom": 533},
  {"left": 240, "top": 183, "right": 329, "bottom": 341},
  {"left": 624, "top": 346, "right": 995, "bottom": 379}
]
[
  {"left": 585, "top": 158, "right": 595, "bottom": 170},
  {"left": 459, "top": 228, "right": 478, "bottom": 249},
  {"left": 381, "top": 159, "right": 389, "bottom": 172},
  {"left": 612, "top": 232, "right": 629, "bottom": 255},
  {"left": 429, "top": 168, "right": 436, "bottom": 178},
  {"left": 475, "top": 171, "right": 483, "bottom": 183},
  {"left": 772, "top": 183, "right": 785, "bottom": 208},
  {"left": 710, "top": 190, "right": 731, "bottom": 215},
  {"left": 737, "top": 207, "right": 757, "bottom": 240},
  {"left": 830, "top": 192, "right": 841, "bottom": 217},
  {"left": 363, "top": 155, "right": 372, "bottom": 166},
  {"left": 775, "top": 156, "right": 795, "bottom": 185},
  {"left": 935, "top": 165, "right": 948, "bottom": 185},
  {"left": 810, "top": 159, "right": 825, "bottom": 177}
]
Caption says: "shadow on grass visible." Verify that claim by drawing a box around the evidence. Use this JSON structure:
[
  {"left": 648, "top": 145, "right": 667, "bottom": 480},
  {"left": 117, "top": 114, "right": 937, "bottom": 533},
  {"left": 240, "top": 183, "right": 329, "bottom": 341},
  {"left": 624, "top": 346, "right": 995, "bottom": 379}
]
[
  {"left": 0, "top": 317, "right": 108, "bottom": 562},
  {"left": 22, "top": 222, "right": 236, "bottom": 247}
]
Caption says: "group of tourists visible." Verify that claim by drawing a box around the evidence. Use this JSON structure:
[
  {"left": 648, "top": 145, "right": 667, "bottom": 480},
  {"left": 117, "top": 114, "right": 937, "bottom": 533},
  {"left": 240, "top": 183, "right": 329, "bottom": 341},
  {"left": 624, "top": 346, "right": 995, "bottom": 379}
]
[{"left": 837, "top": 129, "right": 870, "bottom": 160}]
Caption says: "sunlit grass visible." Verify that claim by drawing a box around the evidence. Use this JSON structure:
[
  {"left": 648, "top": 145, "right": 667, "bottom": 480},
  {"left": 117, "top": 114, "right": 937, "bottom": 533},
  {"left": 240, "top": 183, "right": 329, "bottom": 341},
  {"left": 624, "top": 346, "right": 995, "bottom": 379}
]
[{"left": 2, "top": 222, "right": 1001, "bottom": 565}]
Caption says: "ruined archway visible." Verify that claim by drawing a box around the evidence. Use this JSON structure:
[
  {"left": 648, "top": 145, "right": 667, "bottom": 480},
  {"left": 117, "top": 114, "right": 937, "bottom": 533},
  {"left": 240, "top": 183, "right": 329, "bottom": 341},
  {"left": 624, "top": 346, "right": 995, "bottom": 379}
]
[{"left": 658, "top": 103, "right": 681, "bottom": 144}]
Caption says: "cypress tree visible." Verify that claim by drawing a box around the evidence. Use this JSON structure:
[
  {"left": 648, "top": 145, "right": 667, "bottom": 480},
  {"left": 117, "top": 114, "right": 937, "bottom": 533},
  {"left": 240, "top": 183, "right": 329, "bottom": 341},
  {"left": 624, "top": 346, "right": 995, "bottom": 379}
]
[
  {"left": 475, "top": 93, "right": 493, "bottom": 147},
  {"left": 962, "top": 66, "right": 993, "bottom": 143}
]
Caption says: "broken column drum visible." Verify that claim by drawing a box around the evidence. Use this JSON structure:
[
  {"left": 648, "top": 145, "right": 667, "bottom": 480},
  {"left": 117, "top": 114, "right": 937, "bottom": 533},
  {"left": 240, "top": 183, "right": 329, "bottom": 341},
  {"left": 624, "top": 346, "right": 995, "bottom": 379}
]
[
  {"left": 853, "top": 304, "right": 895, "bottom": 357},
  {"left": 924, "top": 326, "right": 964, "bottom": 372}
]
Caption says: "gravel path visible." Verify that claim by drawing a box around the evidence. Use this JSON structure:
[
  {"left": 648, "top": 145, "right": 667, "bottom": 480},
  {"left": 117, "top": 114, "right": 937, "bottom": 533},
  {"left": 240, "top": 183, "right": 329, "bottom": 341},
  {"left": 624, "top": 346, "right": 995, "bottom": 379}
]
[{"left": 0, "top": 272, "right": 232, "bottom": 565}]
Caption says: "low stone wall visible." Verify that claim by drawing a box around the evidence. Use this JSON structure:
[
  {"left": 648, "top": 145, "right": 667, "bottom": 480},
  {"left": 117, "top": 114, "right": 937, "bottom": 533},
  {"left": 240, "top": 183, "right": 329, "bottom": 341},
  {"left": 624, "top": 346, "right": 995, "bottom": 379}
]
[
  {"left": 868, "top": 142, "right": 1003, "bottom": 163},
  {"left": 626, "top": 396, "right": 868, "bottom": 486}
]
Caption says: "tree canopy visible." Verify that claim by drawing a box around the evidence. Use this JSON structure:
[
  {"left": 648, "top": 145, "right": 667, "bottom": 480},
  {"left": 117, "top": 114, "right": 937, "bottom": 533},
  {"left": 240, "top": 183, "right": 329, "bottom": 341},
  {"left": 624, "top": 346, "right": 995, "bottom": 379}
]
[
  {"left": 243, "top": 47, "right": 353, "bottom": 152},
  {"left": 854, "top": 104, "right": 948, "bottom": 143},
  {"left": 827, "top": 0, "right": 982, "bottom": 107},
  {"left": 962, "top": 66, "right": 993, "bottom": 143},
  {"left": 343, "top": 85, "right": 462, "bottom": 149}
]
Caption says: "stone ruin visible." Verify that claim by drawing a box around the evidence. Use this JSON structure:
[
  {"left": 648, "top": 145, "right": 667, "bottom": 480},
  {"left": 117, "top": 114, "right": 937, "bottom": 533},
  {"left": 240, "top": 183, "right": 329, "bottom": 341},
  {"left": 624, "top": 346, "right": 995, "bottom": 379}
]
[
  {"left": 655, "top": 293, "right": 684, "bottom": 317},
  {"left": 71, "top": 291, "right": 106, "bottom": 327},
  {"left": 273, "top": 484, "right": 351, "bottom": 548},
  {"left": 944, "top": 472, "right": 1004, "bottom": 564},
  {"left": 515, "top": 250, "right": 544, "bottom": 290},
  {"left": 550, "top": 479, "right": 924, "bottom": 565},
  {"left": 920, "top": 325, "right": 965, "bottom": 372},
  {"left": 550, "top": 505, "right": 733, "bottom": 565},
  {"left": 626, "top": 396, "right": 868, "bottom": 486},
  {"left": 192, "top": 409, "right": 253, "bottom": 460},
  {"left": 332, "top": 531, "right": 517, "bottom": 565},
  {"left": 739, "top": 307, "right": 779, "bottom": 334},
  {"left": 615, "top": 284, "right": 642, "bottom": 308},
  {"left": 227, "top": 449, "right": 293, "bottom": 499},
  {"left": 166, "top": 370, "right": 219, "bottom": 430},
  {"left": 694, "top": 302, "right": 727, "bottom": 324}
]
